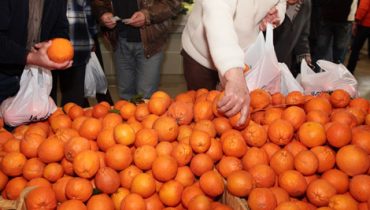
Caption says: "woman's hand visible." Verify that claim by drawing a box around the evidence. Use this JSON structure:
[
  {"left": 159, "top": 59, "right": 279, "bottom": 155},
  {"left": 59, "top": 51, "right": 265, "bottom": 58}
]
[
  {"left": 259, "top": 6, "right": 280, "bottom": 31},
  {"left": 218, "top": 68, "right": 250, "bottom": 126},
  {"left": 101, "top": 12, "right": 117, "bottom": 29}
]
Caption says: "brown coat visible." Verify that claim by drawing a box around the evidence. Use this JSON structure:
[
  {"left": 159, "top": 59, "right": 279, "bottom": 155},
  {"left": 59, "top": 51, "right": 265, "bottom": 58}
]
[{"left": 92, "top": 0, "right": 182, "bottom": 58}]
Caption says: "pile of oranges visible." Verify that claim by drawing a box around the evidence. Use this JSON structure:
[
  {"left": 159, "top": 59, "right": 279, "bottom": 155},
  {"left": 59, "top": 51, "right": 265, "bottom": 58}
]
[{"left": 0, "top": 88, "right": 369, "bottom": 210}]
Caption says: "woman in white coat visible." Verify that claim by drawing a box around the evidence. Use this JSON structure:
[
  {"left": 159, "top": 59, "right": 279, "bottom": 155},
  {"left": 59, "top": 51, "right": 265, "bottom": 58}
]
[{"left": 181, "top": 0, "right": 287, "bottom": 126}]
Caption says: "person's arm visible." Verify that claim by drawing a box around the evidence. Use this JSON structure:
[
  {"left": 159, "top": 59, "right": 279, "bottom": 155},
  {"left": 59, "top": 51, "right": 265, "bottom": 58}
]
[
  {"left": 356, "top": 0, "right": 370, "bottom": 22},
  {"left": 202, "top": 0, "right": 250, "bottom": 125},
  {"left": 0, "top": 0, "right": 29, "bottom": 65},
  {"left": 141, "top": 0, "right": 182, "bottom": 25},
  {"left": 259, "top": 0, "right": 286, "bottom": 31}
]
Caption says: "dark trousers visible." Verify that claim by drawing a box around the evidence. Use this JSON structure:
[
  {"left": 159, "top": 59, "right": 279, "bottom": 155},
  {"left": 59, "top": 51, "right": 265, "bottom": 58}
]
[
  {"left": 0, "top": 72, "right": 20, "bottom": 105},
  {"left": 51, "top": 64, "right": 86, "bottom": 107},
  {"left": 181, "top": 50, "right": 219, "bottom": 90},
  {"left": 347, "top": 25, "right": 370, "bottom": 73}
]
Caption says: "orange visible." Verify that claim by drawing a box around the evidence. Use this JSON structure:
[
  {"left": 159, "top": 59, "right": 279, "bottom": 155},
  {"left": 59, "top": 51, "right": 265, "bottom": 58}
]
[
  {"left": 181, "top": 185, "right": 204, "bottom": 208},
  {"left": 79, "top": 117, "right": 102, "bottom": 140},
  {"left": 26, "top": 186, "right": 57, "bottom": 210},
  {"left": 249, "top": 164, "right": 276, "bottom": 188},
  {"left": 171, "top": 143, "right": 193, "bottom": 166},
  {"left": 65, "top": 177, "right": 93, "bottom": 202},
  {"left": 131, "top": 173, "right": 156, "bottom": 198},
  {"left": 242, "top": 121, "right": 267, "bottom": 147},
  {"left": 330, "top": 89, "right": 351, "bottom": 108},
  {"left": 278, "top": 170, "right": 307, "bottom": 197},
  {"left": 326, "top": 122, "right": 352, "bottom": 148},
  {"left": 43, "top": 163, "right": 64, "bottom": 182},
  {"left": 250, "top": 89, "right": 271, "bottom": 109},
  {"left": 114, "top": 123, "right": 135, "bottom": 145},
  {"left": 267, "top": 119, "right": 294, "bottom": 145},
  {"left": 193, "top": 100, "right": 214, "bottom": 122},
  {"left": 269, "top": 149, "right": 295, "bottom": 175},
  {"left": 87, "top": 194, "right": 115, "bottom": 210},
  {"left": 205, "top": 138, "right": 223, "bottom": 162},
  {"left": 349, "top": 175, "right": 370, "bottom": 203},
  {"left": 92, "top": 103, "right": 110, "bottom": 118},
  {"left": 285, "top": 91, "right": 305, "bottom": 105},
  {"left": 311, "top": 146, "right": 336, "bottom": 173},
  {"left": 1, "top": 152, "right": 27, "bottom": 176},
  {"left": 96, "top": 128, "right": 116, "bottom": 152},
  {"left": 135, "top": 103, "right": 150, "bottom": 122},
  {"left": 64, "top": 136, "right": 90, "bottom": 161},
  {"left": 73, "top": 150, "right": 100, "bottom": 178},
  {"left": 174, "top": 166, "right": 195, "bottom": 187},
  {"left": 20, "top": 133, "right": 45, "bottom": 158},
  {"left": 226, "top": 170, "right": 254, "bottom": 197},
  {"left": 53, "top": 176, "right": 73, "bottom": 202},
  {"left": 217, "top": 156, "right": 243, "bottom": 178},
  {"left": 283, "top": 140, "right": 308, "bottom": 157},
  {"left": 3, "top": 176, "right": 27, "bottom": 200},
  {"left": 220, "top": 129, "right": 247, "bottom": 158},
  {"left": 270, "top": 187, "right": 290, "bottom": 205},
  {"left": 242, "top": 147, "right": 269, "bottom": 171},
  {"left": 152, "top": 155, "right": 178, "bottom": 182},
  {"left": 298, "top": 121, "right": 326, "bottom": 148},
  {"left": 102, "top": 112, "right": 122, "bottom": 130},
  {"left": 247, "top": 188, "right": 277, "bottom": 210},
  {"left": 189, "top": 153, "right": 214, "bottom": 177},
  {"left": 281, "top": 106, "right": 306, "bottom": 130},
  {"left": 306, "top": 179, "right": 336, "bottom": 207},
  {"left": 120, "top": 193, "right": 146, "bottom": 210},
  {"left": 189, "top": 129, "right": 211, "bottom": 153},
  {"left": 135, "top": 128, "right": 159, "bottom": 147},
  {"left": 120, "top": 102, "right": 137, "bottom": 120},
  {"left": 187, "top": 194, "right": 211, "bottom": 210},
  {"left": 336, "top": 145, "right": 370, "bottom": 176},
  {"left": 133, "top": 145, "right": 157, "bottom": 170},
  {"left": 328, "top": 194, "right": 358, "bottom": 210},
  {"left": 304, "top": 97, "right": 332, "bottom": 114},
  {"left": 111, "top": 188, "right": 130, "bottom": 210},
  {"left": 105, "top": 144, "right": 133, "bottom": 171},
  {"left": 199, "top": 171, "right": 224, "bottom": 197},
  {"left": 159, "top": 180, "right": 184, "bottom": 207},
  {"left": 322, "top": 169, "right": 349, "bottom": 194},
  {"left": 153, "top": 116, "right": 179, "bottom": 142},
  {"left": 58, "top": 200, "right": 87, "bottom": 210},
  {"left": 47, "top": 38, "right": 74, "bottom": 63},
  {"left": 119, "top": 165, "right": 142, "bottom": 189},
  {"left": 94, "top": 167, "right": 120, "bottom": 194},
  {"left": 167, "top": 101, "right": 194, "bottom": 125},
  {"left": 294, "top": 150, "right": 319, "bottom": 176}
]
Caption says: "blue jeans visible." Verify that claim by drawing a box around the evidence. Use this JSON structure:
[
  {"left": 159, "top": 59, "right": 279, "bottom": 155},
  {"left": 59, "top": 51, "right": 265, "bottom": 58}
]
[
  {"left": 313, "top": 20, "right": 352, "bottom": 64},
  {"left": 114, "top": 37, "right": 163, "bottom": 100}
]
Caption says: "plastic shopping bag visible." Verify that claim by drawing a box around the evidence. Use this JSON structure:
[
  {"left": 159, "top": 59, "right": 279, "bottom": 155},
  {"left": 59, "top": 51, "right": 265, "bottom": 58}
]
[
  {"left": 244, "top": 24, "right": 281, "bottom": 94},
  {"left": 0, "top": 66, "right": 57, "bottom": 127},
  {"left": 279, "top": 63, "right": 304, "bottom": 95},
  {"left": 84, "top": 52, "right": 108, "bottom": 97},
  {"left": 298, "top": 59, "right": 358, "bottom": 97}
]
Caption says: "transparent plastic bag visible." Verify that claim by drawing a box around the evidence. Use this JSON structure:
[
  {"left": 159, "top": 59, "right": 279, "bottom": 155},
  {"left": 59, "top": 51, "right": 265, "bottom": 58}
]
[
  {"left": 84, "top": 52, "right": 108, "bottom": 97},
  {"left": 279, "top": 63, "right": 304, "bottom": 95},
  {"left": 244, "top": 24, "right": 281, "bottom": 94},
  {"left": 0, "top": 66, "right": 57, "bottom": 127},
  {"left": 298, "top": 59, "right": 358, "bottom": 97}
]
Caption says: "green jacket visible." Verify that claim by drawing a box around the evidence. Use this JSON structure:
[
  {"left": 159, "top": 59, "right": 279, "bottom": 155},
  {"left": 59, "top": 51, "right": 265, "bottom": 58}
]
[{"left": 92, "top": 0, "right": 182, "bottom": 58}]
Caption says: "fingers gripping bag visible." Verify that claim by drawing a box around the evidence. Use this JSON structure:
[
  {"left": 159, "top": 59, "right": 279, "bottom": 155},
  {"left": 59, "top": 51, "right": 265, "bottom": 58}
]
[
  {"left": 0, "top": 66, "right": 57, "bottom": 127},
  {"left": 244, "top": 24, "right": 281, "bottom": 94}
]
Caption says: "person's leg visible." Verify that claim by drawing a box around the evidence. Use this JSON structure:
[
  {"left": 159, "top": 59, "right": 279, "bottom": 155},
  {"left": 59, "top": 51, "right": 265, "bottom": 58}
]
[
  {"left": 114, "top": 37, "right": 137, "bottom": 100},
  {"left": 93, "top": 34, "right": 114, "bottom": 105},
  {"left": 181, "top": 50, "right": 219, "bottom": 90},
  {"left": 347, "top": 25, "right": 370, "bottom": 73},
  {"left": 333, "top": 22, "right": 352, "bottom": 64},
  {"left": 135, "top": 46, "right": 164, "bottom": 99},
  {"left": 59, "top": 64, "right": 86, "bottom": 107},
  {"left": 312, "top": 20, "right": 334, "bottom": 65}
]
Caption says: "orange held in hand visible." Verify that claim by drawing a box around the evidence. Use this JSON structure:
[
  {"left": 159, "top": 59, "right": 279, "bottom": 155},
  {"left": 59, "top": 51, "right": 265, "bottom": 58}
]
[{"left": 47, "top": 38, "right": 74, "bottom": 63}]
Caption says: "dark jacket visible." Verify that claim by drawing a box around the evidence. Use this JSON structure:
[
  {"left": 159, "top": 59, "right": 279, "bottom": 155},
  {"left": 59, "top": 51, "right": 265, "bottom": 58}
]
[
  {"left": 0, "top": 0, "right": 69, "bottom": 104},
  {"left": 320, "top": 0, "right": 354, "bottom": 22},
  {"left": 274, "top": 0, "right": 312, "bottom": 77},
  {"left": 92, "top": 0, "right": 182, "bottom": 58},
  {"left": 0, "top": 0, "right": 69, "bottom": 76}
]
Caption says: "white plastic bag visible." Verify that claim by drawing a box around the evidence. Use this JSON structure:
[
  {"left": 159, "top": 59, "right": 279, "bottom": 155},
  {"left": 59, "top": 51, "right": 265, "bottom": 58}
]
[
  {"left": 298, "top": 59, "right": 359, "bottom": 97},
  {"left": 0, "top": 66, "right": 57, "bottom": 127},
  {"left": 84, "top": 52, "right": 108, "bottom": 97},
  {"left": 279, "top": 63, "right": 304, "bottom": 95},
  {"left": 244, "top": 24, "right": 281, "bottom": 94}
]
